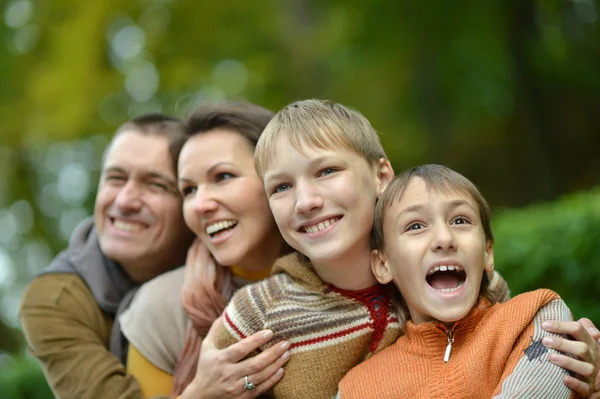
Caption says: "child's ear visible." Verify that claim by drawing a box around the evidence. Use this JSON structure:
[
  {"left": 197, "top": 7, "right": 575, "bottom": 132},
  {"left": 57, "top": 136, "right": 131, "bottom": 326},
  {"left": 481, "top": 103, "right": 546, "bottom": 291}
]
[
  {"left": 371, "top": 249, "right": 393, "bottom": 284},
  {"left": 484, "top": 240, "right": 494, "bottom": 273},
  {"left": 375, "top": 158, "right": 395, "bottom": 196}
]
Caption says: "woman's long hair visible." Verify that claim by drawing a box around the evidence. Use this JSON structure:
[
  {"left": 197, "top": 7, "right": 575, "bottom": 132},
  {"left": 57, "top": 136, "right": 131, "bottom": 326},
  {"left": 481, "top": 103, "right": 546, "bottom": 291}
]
[{"left": 170, "top": 103, "right": 275, "bottom": 397}]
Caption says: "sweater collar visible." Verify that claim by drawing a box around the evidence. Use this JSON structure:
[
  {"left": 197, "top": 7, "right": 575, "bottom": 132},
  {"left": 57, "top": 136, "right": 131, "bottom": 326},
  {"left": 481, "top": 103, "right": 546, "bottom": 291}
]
[{"left": 43, "top": 217, "right": 138, "bottom": 315}]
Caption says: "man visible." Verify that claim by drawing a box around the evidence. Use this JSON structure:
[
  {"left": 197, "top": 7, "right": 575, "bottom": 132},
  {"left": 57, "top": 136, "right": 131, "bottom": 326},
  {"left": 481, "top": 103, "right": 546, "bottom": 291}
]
[{"left": 19, "top": 114, "right": 194, "bottom": 399}]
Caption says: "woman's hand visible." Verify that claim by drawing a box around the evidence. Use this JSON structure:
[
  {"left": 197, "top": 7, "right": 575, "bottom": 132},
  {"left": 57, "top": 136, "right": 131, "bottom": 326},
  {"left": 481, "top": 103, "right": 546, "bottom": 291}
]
[
  {"left": 542, "top": 317, "right": 600, "bottom": 397},
  {"left": 180, "top": 316, "right": 291, "bottom": 399}
]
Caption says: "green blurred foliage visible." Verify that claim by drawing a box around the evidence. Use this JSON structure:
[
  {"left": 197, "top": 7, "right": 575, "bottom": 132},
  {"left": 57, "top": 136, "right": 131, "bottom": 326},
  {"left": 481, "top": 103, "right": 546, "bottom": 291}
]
[
  {"left": 0, "top": 0, "right": 599, "bottom": 397},
  {"left": 494, "top": 187, "right": 600, "bottom": 325}
]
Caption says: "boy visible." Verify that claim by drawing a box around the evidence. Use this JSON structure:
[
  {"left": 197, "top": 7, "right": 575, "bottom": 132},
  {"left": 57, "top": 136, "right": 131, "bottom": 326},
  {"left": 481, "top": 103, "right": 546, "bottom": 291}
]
[
  {"left": 337, "top": 164, "right": 575, "bottom": 398},
  {"left": 214, "top": 100, "right": 510, "bottom": 398}
]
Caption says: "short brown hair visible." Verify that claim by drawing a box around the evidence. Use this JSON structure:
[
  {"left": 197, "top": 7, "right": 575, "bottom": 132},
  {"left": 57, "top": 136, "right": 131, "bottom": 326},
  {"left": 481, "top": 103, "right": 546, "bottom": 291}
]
[
  {"left": 254, "top": 99, "right": 387, "bottom": 178},
  {"left": 109, "top": 113, "right": 187, "bottom": 173},
  {"left": 185, "top": 102, "right": 274, "bottom": 149},
  {"left": 373, "top": 164, "right": 496, "bottom": 303}
]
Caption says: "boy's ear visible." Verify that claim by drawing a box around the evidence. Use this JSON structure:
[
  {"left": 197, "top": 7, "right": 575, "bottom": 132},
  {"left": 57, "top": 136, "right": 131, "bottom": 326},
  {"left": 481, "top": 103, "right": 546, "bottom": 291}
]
[
  {"left": 484, "top": 240, "right": 494, "bottom": 273},
  {"left": 371, "top": 249, "right": 393, "bottom": 284},
  {"left": 375, "top": 158, "right": 395, "bottom": 197}
]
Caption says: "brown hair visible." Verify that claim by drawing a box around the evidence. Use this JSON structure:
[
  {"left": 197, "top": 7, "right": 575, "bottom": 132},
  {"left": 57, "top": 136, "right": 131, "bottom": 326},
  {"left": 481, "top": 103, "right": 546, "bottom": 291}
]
[
  {"left": 372, "top": 164, "right": 497, "bottom": 309},
  {"left": 171, "top": 102, "right": 275, "bottom": 396},
  {"left": 254, "top": 99, "right": 387, "bottom": 179},
  {"left": 108, "top": 113, "right": 187, "bottom": 173}
]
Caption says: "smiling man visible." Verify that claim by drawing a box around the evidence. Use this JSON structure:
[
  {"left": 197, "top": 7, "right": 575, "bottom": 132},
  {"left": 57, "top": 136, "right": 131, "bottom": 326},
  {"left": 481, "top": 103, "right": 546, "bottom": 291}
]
[{"left": 19, "top": 114, "right": 194, "bottom": 399}]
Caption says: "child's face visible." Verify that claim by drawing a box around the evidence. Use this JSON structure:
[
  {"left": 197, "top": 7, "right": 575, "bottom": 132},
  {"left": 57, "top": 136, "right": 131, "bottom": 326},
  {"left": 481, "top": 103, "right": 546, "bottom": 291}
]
[
  {"left": 263, "top": 136, "right": 391, "bottom": 269},
  {"left": 372, "top": 177, "right": 494, "bottom": 326}
]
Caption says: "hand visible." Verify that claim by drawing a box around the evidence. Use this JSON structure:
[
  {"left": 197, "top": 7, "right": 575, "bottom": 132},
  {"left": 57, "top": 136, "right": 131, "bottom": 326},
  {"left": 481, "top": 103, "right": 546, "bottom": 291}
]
[
  {"left": 542, "top": 318, "right": 600, "bottom": 397},
  {"left": 180, "top": 316, "right": 291, "bottom": 399}
]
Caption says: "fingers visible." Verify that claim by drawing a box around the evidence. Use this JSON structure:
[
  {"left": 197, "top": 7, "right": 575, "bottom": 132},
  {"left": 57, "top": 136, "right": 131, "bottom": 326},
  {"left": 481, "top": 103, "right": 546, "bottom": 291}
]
[
  {"left": 242, "top": 368, "right": 285, "bottom": 399},
  {"left": 223, "top": 330, "right": 278, "bottom": 363},
  {"left": 237, "top": 341, "right": 291, "bottom": 385},
  {"left": 578, "top": 318, "right": 600, "bottom": 343},
  {"left": 543, "top": 321, "right": 596, "bottom": 349},
  {"left": 563, "top": 374, "right": 593, "bottom": 397},
  {"left": 548, "top": 352, "right": 595, "bottom": 379},
  {"left": 543, "top": 336, "right": 592, "bottom": 361}
]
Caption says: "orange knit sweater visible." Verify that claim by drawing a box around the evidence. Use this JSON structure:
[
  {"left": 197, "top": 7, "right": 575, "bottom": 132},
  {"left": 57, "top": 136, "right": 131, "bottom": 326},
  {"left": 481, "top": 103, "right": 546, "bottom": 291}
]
[{"left": 338, "top": 289, "right": 578, "bottom": 399}]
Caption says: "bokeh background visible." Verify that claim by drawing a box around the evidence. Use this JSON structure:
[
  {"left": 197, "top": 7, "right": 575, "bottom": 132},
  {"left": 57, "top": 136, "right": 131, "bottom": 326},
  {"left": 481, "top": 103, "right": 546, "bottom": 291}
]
[{"left": 1, "top": 0, "right": 599, "bottom": 397}]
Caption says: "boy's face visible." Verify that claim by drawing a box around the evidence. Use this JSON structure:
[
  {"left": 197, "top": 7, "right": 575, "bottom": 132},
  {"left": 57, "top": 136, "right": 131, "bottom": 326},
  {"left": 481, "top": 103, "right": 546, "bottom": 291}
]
[
  {"left": 372, "top": 177, "right": 494, "bottom": 326},
  {"left": 263, "top": 136, "right": 391, "bottom": 269}
]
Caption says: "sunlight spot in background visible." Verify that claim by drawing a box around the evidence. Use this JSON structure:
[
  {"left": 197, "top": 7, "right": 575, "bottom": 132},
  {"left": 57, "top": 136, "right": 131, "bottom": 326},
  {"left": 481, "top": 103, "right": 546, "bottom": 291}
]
[
  {"left": 128, "top": 98, "right": 162, "bottom": 118},
  {"left": 59, "top": 208, "right": 88, "bottom": 242},
  {"left": 573, "top": 0, "right": 597, "bottom": 24},
  {"left": 23, "top": 240, "right": 52, "bottom": 276},
  {"left": 58, "top": 163, "right": 90, "bottom": 206},
  {"left": 11, "top": 200, "right": 33, "bottom": 235},
  {"left": 111, "top": 24, "right": 146, "bottom": 61},
  {"left": 38, "top": 183, "right": 61, "bottom": 219},
  {"left": 125, "top": 61, "right": 160, "bottom": 102},
  {"left": 13, "top": 24, "right": 39, "bottom": 54},
  {"left": 0, "top": 248, "right": 15, "bottom": 288},
  {"left": 212, "top": 59, "right": 249, "bottom": 97},
  {"left": 4, "top": 0, "right": 32, "bottom": 29},
  {"left": 0, "top": 211, "right": 18, "bottom": 245}
]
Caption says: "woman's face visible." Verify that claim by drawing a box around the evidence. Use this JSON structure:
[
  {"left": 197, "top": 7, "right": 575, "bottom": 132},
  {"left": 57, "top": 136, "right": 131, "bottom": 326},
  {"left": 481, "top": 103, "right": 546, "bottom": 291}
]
[{"left": 178, "top": 128, "right": 283, "bottom": 270}]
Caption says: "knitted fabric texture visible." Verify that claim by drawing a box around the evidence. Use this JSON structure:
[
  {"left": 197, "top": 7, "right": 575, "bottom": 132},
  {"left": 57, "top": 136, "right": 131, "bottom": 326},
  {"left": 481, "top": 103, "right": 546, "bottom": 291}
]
[
  {"left": 338, "top": 289, "right": 577, "bottom": 399},
  {"left": 214, "top": 253, "right": 403, "bottom": 399}
]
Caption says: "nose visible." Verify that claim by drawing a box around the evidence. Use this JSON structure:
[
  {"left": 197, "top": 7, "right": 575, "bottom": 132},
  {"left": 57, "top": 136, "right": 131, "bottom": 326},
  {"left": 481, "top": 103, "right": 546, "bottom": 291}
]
[
  {"left": 430, "top": 223, "right": 457, "bottom": 252},
  {"left": 193, "top": 185, "right": 219, "bottom": 215},
  {"left": 294, "top": 180, "right": 324, "bottom": 214},
  {"left": 114, "top": 181, "right": 143, "bottom": 213}
]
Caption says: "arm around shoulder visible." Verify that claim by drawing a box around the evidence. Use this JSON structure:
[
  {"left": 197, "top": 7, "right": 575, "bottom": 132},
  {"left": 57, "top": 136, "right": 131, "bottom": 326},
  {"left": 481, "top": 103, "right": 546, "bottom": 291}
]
[
  {"left": 19, "top": 274, "right": 145, "bottom": 399},
  {"left": 492, "top": 298, "right": 577, "bottom": 399}
]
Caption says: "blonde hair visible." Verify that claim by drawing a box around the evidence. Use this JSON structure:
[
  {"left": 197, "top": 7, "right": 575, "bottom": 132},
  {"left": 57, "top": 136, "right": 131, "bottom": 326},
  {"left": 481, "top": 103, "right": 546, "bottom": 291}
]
[{"left": 254, "top": 99, "right": 387, "bottom": 178}]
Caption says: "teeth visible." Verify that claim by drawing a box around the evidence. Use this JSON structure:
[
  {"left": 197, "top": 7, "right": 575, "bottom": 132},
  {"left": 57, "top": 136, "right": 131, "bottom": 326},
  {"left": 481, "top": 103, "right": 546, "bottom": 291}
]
[
  {"left": 303, "top": 217, "right": 338, "bottom": 233},
  {"left": 113, "top": 220, "right": 144, "bottom": 232},
  {"left": 206, "top": 220, "right": 237, "bottom": 235},
  {"left": 427, "top": 265, "right": 463, "bottom": 275},
  {"left": 436, "top": 280, "right": 465, "bottom": 293}
]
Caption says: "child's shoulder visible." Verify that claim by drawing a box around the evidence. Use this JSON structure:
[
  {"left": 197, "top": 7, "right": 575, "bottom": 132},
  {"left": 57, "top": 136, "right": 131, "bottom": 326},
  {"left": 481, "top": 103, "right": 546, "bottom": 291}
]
[{"left": 478, "top": 288, "right": 568, "bottom": 331}]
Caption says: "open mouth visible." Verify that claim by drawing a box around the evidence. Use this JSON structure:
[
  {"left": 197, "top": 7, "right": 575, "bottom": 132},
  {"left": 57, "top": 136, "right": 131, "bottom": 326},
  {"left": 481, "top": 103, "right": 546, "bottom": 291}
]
[
  {"left": 206, "top": 220, "right": 238, "bottom": 238},
  {"left": 301, "top": 216, "right": 342, "bottom": 234},
  {"left": 426, "top": 265, "right": 467, "bottom": 293}
]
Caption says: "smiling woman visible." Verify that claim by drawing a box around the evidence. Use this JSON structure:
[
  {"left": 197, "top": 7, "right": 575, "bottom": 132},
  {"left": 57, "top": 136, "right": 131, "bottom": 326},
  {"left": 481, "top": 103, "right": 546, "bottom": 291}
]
[{"left": 119, "top": 102, "right": 292, "bottom": 398}]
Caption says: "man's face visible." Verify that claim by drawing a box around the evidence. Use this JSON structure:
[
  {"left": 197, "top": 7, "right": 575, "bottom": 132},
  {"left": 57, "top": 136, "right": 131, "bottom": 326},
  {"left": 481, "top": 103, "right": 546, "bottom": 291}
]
[{"left": 94, "top": 130, "right": 189, "bottom": 282}]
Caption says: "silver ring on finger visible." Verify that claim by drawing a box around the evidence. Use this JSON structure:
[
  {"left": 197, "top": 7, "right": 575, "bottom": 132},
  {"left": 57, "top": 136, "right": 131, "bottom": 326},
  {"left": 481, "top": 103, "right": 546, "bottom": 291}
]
[{"left": 244, "top": 375, "right": 256, "bottom": 391}]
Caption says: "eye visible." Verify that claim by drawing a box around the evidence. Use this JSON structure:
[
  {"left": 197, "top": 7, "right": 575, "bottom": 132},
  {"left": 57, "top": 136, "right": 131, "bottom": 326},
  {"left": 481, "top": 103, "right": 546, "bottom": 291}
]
[
  {"left": 451, "top": 216, "right": 471, "bottom": 225},
  {"left": 215, "top": 172, "right": 235, "bottom": 182},
  {"left": 318, "top": 167, "right": 337, "bottom": 177},
  {"left": 149, "top": 181, "right": 168, "bottom": 192},
  {"left": 179, "top": 185, "right": 197, "bottom": 198},
  {"left": 272, "top": 183, "right": 291, "bottom": 194},
  {"left": 406, "top": 222, "right": 425, "bottom": 231},
  {"left": 105, "top": 175, "right": 126, "bottom": 185}
]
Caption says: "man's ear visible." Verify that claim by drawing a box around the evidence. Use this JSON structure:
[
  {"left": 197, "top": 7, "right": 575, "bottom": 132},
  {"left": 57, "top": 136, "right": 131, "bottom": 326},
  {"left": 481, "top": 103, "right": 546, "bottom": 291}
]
[
  {"left": 484, "top": 240, "right": 495, "bottom": 273},
  {"left": 375, "top": 158, "right": 395, "bottom": 197},
  {"left": 371, "top": 249, "right": 393, "bottom": 284}
]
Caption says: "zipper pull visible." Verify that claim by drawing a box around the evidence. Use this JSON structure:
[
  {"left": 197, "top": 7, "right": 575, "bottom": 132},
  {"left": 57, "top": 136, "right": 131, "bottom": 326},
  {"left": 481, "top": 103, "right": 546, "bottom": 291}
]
[{"left": 444, "top": 329, "right": 454, "bottom": 363}]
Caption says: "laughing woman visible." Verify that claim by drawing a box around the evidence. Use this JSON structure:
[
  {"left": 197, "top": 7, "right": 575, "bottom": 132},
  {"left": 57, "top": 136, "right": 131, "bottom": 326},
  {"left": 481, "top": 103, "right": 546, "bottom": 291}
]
[{"left": 119, "top": 103, "right": 293, "bottom": 398}]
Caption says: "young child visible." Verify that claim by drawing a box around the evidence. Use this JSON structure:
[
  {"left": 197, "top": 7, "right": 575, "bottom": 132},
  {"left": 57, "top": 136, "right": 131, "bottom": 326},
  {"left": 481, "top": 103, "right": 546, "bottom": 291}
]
[
  {"left": 337, "top": 164, "right": 576, "bottom": 399},
  {"left": 213, "top": 100, "right": 510, "bottom": 399}
]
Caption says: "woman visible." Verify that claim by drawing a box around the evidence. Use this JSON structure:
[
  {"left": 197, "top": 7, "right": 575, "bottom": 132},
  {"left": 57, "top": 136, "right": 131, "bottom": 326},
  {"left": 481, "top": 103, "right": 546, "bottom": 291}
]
[
  {"left": 123, "top": 101, "right": 600, "bottom": 399},
  {"left": 120, "top": 102, "right": 293, "bottom": 398}
]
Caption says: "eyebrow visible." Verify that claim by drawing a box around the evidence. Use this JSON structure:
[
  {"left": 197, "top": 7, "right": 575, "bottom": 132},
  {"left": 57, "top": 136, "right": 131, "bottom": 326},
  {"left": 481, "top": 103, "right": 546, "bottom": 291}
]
[
  {"left": 395, "top": 199, "right": 477, "bottom": 223},
  {"left": 263, "top": 155, "right": 339, "bottom": 183}
]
